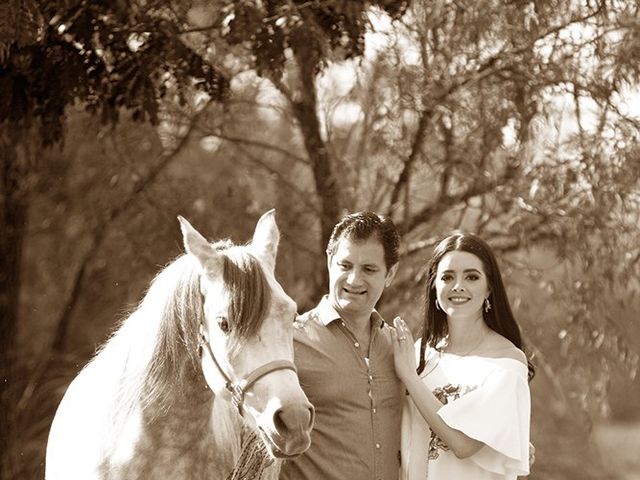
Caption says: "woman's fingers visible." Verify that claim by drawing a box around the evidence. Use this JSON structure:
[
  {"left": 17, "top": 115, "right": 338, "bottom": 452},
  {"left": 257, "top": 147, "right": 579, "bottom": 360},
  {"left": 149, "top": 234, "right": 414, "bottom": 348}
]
[
  {"left": 393, "top": 316, "right": 410, "bottom": 343},
  {"left": 391, "top": 317, "right": 417, "bottom": 381}
]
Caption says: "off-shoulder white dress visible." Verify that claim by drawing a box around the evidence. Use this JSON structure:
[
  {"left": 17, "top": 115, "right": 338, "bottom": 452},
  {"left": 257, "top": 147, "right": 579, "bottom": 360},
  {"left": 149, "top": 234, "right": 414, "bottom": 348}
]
[{"left": 400, "top": 347, "right": 530, "bottom": 480}]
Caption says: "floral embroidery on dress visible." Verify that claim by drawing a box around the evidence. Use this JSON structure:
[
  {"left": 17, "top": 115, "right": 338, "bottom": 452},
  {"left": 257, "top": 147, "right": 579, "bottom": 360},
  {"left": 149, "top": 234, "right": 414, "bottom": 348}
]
[{"left": 427, "top": 383, "right": 478, "bottom": 460}]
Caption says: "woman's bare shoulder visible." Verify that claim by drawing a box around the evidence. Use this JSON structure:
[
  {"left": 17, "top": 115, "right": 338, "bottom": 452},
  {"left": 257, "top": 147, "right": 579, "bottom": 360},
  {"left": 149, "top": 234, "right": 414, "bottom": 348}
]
[{"left": 482, "top": 332, "right": 527, "bottom": 365}]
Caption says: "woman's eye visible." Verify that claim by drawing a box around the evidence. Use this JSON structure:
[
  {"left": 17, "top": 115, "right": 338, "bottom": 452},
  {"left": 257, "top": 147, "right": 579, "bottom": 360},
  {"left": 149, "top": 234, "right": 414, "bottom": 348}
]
[
  {"left": 217, "top": 317, "right": 231, "bottom": 334},
  {"left": 441, "top": 274, "right": 453, "bottom": 282},
  {"left": 467, "top": 274, "right": 480, "bottom": 281}
]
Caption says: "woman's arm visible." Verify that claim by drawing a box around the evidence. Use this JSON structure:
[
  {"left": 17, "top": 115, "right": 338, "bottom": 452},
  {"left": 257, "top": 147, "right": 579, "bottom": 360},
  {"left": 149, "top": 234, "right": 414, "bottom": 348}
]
[{"left": 392, "top": 317, "right": 484, "bottom": 459}]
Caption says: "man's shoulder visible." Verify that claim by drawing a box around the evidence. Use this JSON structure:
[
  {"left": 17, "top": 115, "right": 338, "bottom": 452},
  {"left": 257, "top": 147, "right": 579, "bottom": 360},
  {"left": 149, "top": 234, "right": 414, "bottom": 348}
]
[
  {"left": 373, "top": 313, "right": 395, "bottom": 337},
  {"left": 295, "top": 307, "right": 320, "bottom": 326},
  {"left": 293, "top": 307, "right": 325, "bottom": 335}
]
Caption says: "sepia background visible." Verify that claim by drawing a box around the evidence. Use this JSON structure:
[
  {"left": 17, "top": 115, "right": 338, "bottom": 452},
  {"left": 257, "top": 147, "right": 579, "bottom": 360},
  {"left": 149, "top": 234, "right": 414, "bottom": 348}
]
[{"left": 1, "top": 1, "right": 639, "bottom": 478}]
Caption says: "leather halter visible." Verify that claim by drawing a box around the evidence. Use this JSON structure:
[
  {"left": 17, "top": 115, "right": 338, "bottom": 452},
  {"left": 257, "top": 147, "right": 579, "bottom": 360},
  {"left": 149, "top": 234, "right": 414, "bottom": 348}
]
[{"left": 198, "top": 324, "right": 297, "bottom": 415}]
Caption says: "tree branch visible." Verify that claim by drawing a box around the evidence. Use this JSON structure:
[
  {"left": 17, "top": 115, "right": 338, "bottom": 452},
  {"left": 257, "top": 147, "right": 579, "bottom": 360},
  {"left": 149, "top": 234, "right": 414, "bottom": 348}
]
[
  {"left": 50, "top": 110, "right": 204, "bottom": 352},
  {"left": 201, "top": 130, "right": 310, "bottom": 166},
  {"left": 400, "top": 158, "right": 518, "bottom": 234},
  {"left": 387, "top": 107, "right": 433, "bottom": 222},
  {"left": 230, "top": 143, "right": 322, "bottom": 216},
  {"left": 289, "top": 33, "right": 342, "bottom": 248}
]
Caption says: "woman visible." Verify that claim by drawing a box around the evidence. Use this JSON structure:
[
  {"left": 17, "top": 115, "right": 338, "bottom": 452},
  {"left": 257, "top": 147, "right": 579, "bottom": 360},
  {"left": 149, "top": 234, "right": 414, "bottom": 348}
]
[{"left": 392, "top": 231, "right": 534, "bottom": 480}]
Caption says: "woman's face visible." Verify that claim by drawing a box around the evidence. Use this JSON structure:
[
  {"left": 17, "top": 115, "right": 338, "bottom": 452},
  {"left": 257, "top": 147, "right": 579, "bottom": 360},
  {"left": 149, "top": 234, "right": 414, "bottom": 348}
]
[{"left": 434, "top": 250, "right": 490, "bottom": 320}]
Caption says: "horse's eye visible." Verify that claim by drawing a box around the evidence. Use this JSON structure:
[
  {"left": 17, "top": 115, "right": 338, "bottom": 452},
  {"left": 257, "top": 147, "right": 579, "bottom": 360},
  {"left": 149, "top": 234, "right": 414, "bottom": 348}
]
[{"left": 217, "top": 316, "right": 231, "bottom": 334}]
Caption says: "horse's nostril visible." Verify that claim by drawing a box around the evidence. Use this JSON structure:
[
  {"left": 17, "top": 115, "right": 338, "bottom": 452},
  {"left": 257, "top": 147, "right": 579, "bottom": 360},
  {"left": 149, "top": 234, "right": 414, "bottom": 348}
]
[
  {"left": 274, "top": 408, "right": 287, "bottom": 433},
  {"left": 307, "top": 405, "right": 315, "bottom": 429},
  {"left": 274, "top": 404, "right": 315, "bottom": 433}
]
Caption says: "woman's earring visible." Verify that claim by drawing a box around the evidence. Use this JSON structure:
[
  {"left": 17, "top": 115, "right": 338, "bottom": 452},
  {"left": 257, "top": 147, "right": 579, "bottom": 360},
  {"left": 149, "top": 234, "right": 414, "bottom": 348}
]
[{"left": 484, "top": 297, "right": 492, "bottom": 312}]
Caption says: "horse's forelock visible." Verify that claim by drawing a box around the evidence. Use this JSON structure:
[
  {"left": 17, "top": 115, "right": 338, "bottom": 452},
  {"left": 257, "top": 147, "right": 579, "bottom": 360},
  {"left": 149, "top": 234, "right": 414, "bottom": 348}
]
[{"left": 220, "top": 247, "right": 272, "bottom": 344}]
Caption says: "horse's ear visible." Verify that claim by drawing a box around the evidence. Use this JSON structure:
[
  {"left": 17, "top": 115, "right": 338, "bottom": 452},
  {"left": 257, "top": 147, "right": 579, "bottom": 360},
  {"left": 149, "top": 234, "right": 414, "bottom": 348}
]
[
  {"left": 251, "top": 209, "right": 279, "bottom": 273},
  {"left": 178, "top": 216, "right": 221, "bottom": 269}
]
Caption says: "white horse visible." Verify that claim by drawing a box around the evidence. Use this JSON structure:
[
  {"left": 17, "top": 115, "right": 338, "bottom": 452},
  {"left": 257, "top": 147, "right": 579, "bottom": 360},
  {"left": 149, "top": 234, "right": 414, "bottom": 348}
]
[{"left": 46, "top": 210, "right": 314, "bottom": 479}]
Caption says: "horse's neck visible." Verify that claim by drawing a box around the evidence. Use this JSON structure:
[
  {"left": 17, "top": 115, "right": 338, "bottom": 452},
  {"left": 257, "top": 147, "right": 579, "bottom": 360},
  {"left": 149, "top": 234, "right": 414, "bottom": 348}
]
[{"left": 106, "top": 369, "right": 245, "bottom": 479}]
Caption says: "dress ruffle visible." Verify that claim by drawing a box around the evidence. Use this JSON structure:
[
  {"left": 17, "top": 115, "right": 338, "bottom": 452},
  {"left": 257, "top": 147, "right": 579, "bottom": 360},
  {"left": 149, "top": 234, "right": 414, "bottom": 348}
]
[{"left": 437, "top": 365, "right": 530, "bottom": 476}]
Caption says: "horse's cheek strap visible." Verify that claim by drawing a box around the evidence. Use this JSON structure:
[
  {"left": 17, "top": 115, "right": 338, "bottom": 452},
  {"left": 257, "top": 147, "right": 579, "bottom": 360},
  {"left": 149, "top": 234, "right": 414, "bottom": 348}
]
[
  {"left": 233, "top": 360, "right": 298, "bottom": 413},
  {"left": 200, "top": 333, "right": 235, "bottom": 388},
  {"left": 199, "top": 332, "right": 297, "bottom": 415},
  {"left": 240, "top": 360, "right": 297, "bottom": 394}
]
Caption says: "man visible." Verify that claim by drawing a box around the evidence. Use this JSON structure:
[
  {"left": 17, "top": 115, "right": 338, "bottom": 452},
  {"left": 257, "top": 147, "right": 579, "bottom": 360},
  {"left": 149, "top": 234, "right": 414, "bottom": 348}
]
[{"left": 280, "top": 211, "right": 404, "bottom": 480}]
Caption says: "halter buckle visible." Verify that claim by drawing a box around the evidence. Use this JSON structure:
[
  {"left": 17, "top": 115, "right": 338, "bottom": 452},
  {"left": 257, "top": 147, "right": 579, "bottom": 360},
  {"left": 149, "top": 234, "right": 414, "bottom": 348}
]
[{"left": 228, "top": 382, "right": 245, "bottom": 414}]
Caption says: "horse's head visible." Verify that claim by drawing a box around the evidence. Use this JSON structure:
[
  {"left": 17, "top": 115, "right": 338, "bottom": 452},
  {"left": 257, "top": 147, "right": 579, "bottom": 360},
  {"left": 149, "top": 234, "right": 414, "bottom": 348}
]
[{"left": 178, "top": 210, "right": 314, "bottom": 459}]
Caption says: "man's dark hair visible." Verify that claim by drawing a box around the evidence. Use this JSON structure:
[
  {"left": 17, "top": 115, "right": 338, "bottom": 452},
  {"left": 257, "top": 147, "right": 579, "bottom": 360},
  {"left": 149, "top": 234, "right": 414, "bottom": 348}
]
[{"left": 326, "top": 211, "right": 400, "bottom": 270}]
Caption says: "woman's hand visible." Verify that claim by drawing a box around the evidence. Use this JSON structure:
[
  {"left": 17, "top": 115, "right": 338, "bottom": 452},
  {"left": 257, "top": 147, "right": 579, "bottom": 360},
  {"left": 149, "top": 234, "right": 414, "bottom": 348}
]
[{"left": 391, "top": 317, "right": 418, "bottom": 383}]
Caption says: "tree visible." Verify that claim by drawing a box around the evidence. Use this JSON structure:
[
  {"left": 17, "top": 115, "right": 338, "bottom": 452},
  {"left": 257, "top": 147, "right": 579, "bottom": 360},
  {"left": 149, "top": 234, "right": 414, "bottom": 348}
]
[
  {"left": 0, "top": 0, "right": 227, "bottom": 365},
  {"left": 0, "top": 0, "right": 410, "bottom": 363},
  {"left": 187, "top": 0, "right": 640, "bottom": 476},
  {"left": 3, "top": 0, "right": 640, "bottom": 477},
  {"left": 0, "top": 0, "right": 228, "bottom": 474},
  {"left": 1, "top": 1, "right": 410, "bottom": 476}
]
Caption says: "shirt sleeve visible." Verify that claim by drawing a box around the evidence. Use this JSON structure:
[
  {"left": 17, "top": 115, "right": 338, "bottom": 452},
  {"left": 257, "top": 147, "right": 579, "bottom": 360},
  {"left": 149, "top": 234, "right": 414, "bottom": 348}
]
[{"left": 436, "top": 365, "right": 531, "bottom": 476}]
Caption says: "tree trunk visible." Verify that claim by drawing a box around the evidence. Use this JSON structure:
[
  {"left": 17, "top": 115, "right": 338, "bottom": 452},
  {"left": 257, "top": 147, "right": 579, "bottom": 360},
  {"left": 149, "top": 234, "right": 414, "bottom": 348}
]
[
  {"left": 289, "top": 43, "right": 342, "bottom": 299},
  {"left": 290, "top": 43, "right": 342, "bottom": 250},
  {"left": 0, "top": 133, "right": 28, "bottom": 477}
]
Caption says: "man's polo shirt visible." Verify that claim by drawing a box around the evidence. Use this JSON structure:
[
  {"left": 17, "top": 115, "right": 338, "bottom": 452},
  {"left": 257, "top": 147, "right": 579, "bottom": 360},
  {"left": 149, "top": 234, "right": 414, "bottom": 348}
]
[{"left": 279, "top": 297, "right": 404, "bottom": 480}]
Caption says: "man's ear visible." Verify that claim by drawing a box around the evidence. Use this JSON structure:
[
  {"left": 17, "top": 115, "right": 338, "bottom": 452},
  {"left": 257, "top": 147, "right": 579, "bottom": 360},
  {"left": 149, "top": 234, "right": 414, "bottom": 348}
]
[{"left": 385, "top": 263, "right": 399, "bottom": 287}]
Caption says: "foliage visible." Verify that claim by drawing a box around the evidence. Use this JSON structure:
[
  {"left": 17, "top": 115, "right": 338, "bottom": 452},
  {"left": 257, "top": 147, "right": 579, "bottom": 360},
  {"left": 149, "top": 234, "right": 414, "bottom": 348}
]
[
  {"left": 369, "top": 0, "right": 640, "bottom": 406},
  {"left": 2, "top": 0, "right": 640, "bottom": 479},
  {"left": 189, "top": 0, "right": 640, "bottom": 475},
  {"left": 0, "top": 0, "right": 409, "bottom": 146},
  {"left": 184, "top": 1, "right": 640, "bottom": 411},
  {"left": 223, "top": 0, "right": 408, "bottom": 78},
  {"left": 0, "top": 0, "right": 227, "bottom": 145}
]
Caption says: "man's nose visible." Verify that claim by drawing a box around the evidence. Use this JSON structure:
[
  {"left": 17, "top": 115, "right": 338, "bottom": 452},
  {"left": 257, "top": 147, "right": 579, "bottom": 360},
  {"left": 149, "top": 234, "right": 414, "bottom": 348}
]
[{"left": 346, "top": 269, "right": 362, "bottom": 284}]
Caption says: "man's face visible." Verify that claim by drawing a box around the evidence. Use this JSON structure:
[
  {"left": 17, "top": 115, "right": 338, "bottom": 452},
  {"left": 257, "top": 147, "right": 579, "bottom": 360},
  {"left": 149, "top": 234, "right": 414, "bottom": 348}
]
[{"left": 327, "top": 236, "right": 397, "bottom": 323}]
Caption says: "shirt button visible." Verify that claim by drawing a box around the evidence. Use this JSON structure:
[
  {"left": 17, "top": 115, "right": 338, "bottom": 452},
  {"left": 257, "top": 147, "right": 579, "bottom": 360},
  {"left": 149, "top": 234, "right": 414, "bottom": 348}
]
[
  {"left": 368, "top": 375, "right": 373, "bottom": 381},
  {"left": 376, "top": 443, "right": 381, "bottom": 449},
  {"left": 372, "top": 407, "right": 377, "bottom": 413},
  {"left": 354, "top": 342, "right": 360, "bottom": 347}
]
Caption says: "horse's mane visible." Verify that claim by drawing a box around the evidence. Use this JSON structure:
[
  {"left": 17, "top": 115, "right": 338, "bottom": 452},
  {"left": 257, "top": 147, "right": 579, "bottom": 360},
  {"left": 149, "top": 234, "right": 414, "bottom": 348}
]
[{"left": 99, "top": 239, "right": 272, "bottom": 436}]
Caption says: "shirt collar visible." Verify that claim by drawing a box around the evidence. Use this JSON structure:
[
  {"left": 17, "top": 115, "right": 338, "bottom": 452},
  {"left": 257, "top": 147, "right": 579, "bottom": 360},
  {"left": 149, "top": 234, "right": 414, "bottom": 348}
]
[{"left": 317, "top": 295, "right": 385, "bottom": 329}]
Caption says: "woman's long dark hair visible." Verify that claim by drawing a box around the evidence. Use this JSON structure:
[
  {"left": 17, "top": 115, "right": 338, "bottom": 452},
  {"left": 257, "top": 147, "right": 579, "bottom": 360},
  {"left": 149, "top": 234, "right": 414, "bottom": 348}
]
[{"left": 417, "top": 231, "right": 535, "bottom": 381}]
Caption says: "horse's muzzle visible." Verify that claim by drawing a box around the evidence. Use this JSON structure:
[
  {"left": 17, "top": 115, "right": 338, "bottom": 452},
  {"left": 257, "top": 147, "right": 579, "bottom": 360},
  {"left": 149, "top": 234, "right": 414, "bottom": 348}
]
[{"left": 259, "top": 403, "right": 315, "bottom": 458}]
